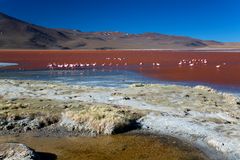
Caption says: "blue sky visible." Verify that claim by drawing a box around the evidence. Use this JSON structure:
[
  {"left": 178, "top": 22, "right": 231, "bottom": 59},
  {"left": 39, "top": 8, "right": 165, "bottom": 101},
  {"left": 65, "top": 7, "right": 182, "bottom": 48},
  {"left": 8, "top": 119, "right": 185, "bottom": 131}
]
[{"left": 0, "top": 0, "right": 240, "bottom": 42}]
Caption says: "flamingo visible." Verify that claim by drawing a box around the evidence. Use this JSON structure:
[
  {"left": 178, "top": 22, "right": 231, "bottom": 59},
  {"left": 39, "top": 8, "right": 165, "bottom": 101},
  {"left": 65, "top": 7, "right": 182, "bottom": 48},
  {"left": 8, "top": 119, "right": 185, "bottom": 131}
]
[
  {"left": 57, "top": 64, "right": 63, "bottom": 68},
  {"left": 189, "top": 63, "right": 194, "bottom": 67},
  {"left": 64, "top": 64, "right": 68, "bottom": 68},
  {"left": 203, "top": 59, "right": 208, "bottom": 64},
  {"left": 74, "top": 63, "right": 79, "bottom": 67},
  {"left": 69, "top": 64, "right": 74, "bottom": 69},
  {"left": 47, "top": 63, "right": 52, "bottom": 67},
  {"left": 47, "top": 64, "right": 53, "bottom": 69}
]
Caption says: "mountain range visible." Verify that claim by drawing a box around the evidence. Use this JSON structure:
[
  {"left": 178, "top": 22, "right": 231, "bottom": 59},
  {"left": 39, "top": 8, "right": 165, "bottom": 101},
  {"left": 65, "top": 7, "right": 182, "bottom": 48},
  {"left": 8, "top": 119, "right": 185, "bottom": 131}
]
[{"left": 0, "top": 12, "right": 224, "bottom": 50}]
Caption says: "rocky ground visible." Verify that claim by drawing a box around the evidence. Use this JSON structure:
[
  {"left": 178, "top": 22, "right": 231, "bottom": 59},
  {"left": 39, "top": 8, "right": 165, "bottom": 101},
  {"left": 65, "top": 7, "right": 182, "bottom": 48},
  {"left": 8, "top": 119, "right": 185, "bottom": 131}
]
[
  {"left": 0, "top": 143, "right": 37, "bottom": 160},
  {"left": 0, "top": 79, "right": 240, "bottom": 159}
]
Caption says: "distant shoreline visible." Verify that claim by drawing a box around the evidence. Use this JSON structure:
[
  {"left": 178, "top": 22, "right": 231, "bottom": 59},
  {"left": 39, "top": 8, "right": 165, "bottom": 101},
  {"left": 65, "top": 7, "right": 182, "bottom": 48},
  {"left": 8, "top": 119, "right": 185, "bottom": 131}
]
[{"left": 0, "top": 48, "right": 240, "bottom": 52}]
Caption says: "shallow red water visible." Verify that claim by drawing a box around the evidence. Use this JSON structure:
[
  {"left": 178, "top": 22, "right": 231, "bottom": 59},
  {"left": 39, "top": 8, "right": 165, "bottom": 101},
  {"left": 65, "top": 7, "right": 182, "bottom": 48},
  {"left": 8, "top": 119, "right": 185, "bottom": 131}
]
[{"left": 0, "top": 50, "right": 240, "bottom": 86}]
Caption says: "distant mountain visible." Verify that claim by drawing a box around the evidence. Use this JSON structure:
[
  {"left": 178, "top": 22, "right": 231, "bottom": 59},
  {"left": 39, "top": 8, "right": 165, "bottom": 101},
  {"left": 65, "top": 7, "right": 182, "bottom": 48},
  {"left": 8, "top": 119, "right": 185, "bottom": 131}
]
[{"left": 0, "top": 12, "right": 223, "bottom": 49}]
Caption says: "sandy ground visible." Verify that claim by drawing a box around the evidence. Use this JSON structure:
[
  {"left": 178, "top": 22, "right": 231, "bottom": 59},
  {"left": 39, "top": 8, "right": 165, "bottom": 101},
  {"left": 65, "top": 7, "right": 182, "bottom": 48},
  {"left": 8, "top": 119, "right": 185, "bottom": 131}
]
[
  {"left": 0, "top": 79, "right": 240, "bottom": 159},
  {"left": 0, "top": 50, "right": 240, "bottom": 86}
]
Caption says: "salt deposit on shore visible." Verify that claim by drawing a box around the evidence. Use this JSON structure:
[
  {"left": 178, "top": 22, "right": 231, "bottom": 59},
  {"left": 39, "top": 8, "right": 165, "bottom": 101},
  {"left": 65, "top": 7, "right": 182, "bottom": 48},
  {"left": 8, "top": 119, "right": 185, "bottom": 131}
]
[{"left": 0, "top": 79, "right": 240, "bottom": 159}]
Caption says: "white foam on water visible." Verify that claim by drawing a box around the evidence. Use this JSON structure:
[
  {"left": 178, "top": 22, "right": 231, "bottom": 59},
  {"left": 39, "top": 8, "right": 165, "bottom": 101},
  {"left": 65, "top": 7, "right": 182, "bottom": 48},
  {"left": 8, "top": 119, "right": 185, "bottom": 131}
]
[{"left": 0, "top": 62, "right": 18, "bottom": 67}]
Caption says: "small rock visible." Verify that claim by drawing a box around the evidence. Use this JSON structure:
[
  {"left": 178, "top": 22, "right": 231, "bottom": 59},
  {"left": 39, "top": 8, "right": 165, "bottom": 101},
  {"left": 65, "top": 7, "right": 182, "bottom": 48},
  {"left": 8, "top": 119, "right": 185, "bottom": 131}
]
[
  {"left": 224, "top": 121, "right": 231, "bottom": 124},
  {"left": 184, "top": 108, "right": 191, "bottom": 116},
  {"left": 23, "top": 126, "right": 32, "bottom": 132},
  {"left": 64, "top": 105, "right": 69, "bottom": 109},
  {"left": 185, "top": 108, "right": 191, "bottom": 112},
  {"left": 111, "top": 92, "right": 122, "bottom": 96},
  {"left": 0, "top": 143, "right": 38, "bottom": 160},
  {"left": 1, "top": 106, "right": 9, "bottom": 110},
  {"left": 10, "top": 98, "right": 18, "bottom": 102},
  {"left": 5, "top": 123, "right": 14, "bottom": 130},
  {"left": 202, "top": 96, "right": 208, "bottom": 102},
  {"left": 184, "top": 111, "right": 190, "bottom": 116},
  {"left": 123, "top": 97, "right": 131, "bottom": 100},
  {"left": 134, "top": 84, "right": 145, "bottom": 87},
  {"left": 0, "top": 120, "right": 8, "bottom": 126}
]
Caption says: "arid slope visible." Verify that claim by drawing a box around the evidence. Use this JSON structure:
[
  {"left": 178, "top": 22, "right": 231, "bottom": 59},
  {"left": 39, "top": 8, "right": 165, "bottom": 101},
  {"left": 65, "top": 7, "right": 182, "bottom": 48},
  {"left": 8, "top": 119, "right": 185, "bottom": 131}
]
[{"left": 0, "top": 12, "right": 222, "bottom": 49}]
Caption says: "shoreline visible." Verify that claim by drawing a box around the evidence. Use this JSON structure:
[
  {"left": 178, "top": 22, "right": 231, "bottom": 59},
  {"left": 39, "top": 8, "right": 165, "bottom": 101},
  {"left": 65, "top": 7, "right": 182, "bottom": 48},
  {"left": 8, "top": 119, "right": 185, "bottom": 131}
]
[
  {"left": 0, "top": 47, "right": 240, "bottom": 51},
  {"left": 0, "top": 79, "right": 240, "bottom": 159},
  {"left": 0, "top": 69, "right": 239, "bottom": 96}
]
